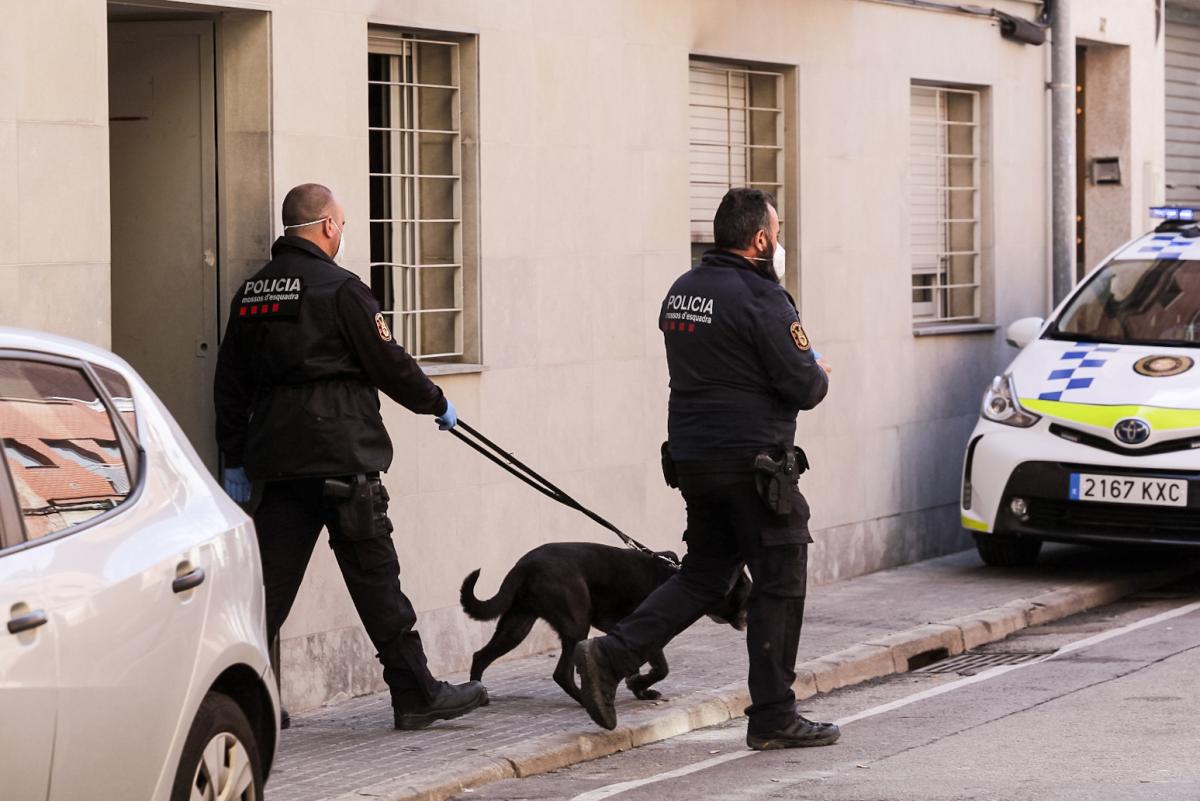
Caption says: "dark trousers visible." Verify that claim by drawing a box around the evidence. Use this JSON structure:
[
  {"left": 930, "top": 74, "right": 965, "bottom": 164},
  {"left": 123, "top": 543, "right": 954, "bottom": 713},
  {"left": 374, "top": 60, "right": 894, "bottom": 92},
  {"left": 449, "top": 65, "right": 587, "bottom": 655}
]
[
  {"left": 599, "top": 469, "right": 810, "bottom": 734},
  {"left": 253, "top": 476, "right": 441, "bottom": 708}
]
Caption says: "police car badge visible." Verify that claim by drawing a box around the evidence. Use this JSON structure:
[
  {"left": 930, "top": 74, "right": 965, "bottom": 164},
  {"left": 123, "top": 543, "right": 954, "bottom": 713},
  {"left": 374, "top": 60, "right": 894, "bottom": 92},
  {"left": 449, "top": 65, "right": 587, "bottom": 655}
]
[
  {"left": 1133, "top": 354, "right": 1193, "bottom": 377},
  {"left": 374, "top": 312, "right": 393, "bottom": 342},
  {"left": 789, "top": 321, "right": 810, "bottom": 351}
]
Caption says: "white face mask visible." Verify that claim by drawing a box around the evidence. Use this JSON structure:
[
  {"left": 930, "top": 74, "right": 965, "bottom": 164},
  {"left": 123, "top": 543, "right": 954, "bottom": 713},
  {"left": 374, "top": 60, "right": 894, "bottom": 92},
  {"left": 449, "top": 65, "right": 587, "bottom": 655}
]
[
  {"left": 332, "top": 222, "right": 345, "bottom": 262},
  {"left": 749, "top": 236, "right": 786, "bottom": 283},
  {"left": 283, "top": 216, "right": 344, "bottom": 261}
]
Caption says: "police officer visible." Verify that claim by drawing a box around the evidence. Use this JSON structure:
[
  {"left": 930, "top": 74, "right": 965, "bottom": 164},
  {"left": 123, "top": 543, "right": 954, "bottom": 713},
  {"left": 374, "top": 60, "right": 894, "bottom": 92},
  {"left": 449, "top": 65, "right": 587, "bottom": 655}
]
[
  {"left": 214, "top": 183, "right": 487, "bottom": 730},
  {"left": 573, "top": 188, "right": 839, "bottom": 749}
]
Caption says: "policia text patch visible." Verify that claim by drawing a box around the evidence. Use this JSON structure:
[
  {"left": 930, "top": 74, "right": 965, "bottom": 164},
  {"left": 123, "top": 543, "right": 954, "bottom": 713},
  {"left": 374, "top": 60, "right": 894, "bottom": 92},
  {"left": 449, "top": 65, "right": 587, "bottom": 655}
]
[{"left": 238, "top": 276, "right": 305, "bottom": 320}]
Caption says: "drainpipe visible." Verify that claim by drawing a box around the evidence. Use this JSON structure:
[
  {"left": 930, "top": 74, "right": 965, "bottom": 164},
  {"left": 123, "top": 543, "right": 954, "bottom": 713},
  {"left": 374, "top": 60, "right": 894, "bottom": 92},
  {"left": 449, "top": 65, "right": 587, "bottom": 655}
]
[{"left": 1049, "top": 0, "right": 1076, "bottom": 306}]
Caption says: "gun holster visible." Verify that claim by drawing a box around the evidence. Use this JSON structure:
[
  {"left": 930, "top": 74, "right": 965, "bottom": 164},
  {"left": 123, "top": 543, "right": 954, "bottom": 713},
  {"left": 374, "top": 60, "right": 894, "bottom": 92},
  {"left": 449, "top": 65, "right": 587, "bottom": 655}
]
[
  {"left": 323, "top": 474, "right": 392, "bottom": 540},
  {"left": 753, "top": 446, "right": 809, "bottom": 515}
]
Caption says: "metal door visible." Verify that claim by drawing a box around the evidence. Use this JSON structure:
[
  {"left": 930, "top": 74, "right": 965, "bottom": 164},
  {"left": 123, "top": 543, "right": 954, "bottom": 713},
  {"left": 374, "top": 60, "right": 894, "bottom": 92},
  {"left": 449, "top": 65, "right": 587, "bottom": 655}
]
[{"left": 108, "top": 21, "right": 219, "bottom": 470}]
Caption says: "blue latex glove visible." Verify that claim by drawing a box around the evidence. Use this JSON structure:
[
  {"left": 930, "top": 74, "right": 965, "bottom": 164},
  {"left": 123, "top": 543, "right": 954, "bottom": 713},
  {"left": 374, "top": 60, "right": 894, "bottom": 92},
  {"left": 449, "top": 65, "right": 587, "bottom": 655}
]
[
  {"left": 813, "top": 350, "right": 823, "bottom": 360},
  {"left": 436, "top": 399, "right": 458, "bottom": 431},
  {"left": 223, "top": 466, "right": 251, "bottom": 503}
]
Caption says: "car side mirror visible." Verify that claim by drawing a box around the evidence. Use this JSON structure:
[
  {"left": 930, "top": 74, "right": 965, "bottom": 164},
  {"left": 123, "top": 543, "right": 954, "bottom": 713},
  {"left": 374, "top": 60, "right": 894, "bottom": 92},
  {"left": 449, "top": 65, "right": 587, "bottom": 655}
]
[{"left": 1005, "top": 317, "right": 1045, "bottom": 349}]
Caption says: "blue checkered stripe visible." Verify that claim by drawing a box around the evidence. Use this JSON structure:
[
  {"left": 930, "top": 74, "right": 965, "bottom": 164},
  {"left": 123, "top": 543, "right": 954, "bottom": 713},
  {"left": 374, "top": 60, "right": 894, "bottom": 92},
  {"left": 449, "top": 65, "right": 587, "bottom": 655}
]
[
  {"left": 1037, "top": 343, "right": 1120, "bottom": 401},
  {"left": 1138, "top": 233, "right": 1199, "bottom": 261}
]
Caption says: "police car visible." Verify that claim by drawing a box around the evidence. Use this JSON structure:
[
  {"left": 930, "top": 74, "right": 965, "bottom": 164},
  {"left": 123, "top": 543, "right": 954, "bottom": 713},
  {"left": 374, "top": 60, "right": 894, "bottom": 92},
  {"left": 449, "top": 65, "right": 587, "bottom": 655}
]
[{"left": 962, "top": 207, "right": 1200, "bottom": 566}]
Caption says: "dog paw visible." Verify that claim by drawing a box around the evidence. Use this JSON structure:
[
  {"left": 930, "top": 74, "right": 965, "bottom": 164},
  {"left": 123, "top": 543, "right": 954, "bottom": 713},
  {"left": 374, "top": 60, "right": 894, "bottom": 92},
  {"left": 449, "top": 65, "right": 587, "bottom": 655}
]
[{"left": 632, "top": 688, "right": 661, "bottom": 701}]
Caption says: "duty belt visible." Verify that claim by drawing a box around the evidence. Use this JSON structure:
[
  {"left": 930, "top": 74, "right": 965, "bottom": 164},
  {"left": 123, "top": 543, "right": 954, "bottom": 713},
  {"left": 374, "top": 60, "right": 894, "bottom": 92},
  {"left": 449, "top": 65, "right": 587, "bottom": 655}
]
[
  {"left": 668, "top": 447, "right": 809, "bottom": 476},
  {"left": 673, "top": 457, "right": 758, "bottom": 475}
]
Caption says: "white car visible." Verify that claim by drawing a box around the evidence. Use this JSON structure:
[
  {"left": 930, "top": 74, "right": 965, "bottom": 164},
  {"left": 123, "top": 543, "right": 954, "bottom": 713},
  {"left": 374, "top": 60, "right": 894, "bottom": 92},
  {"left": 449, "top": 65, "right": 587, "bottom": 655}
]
[
  {"left": 0, "top": 328, "right": 278, "bottom": 800},
  {"left": 962, "top": 207, "right": 1200, "bottom": 566}
]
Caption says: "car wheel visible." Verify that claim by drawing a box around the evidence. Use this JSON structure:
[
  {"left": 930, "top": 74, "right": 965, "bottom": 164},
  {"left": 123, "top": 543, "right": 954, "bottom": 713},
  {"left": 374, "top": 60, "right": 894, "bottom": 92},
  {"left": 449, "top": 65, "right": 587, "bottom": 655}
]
[
  {"left": 973, "top": 533, "right": 1043, "bottom": 567},
  {"left": 170, "top": 691, "right": 263, "bottom": 801}
]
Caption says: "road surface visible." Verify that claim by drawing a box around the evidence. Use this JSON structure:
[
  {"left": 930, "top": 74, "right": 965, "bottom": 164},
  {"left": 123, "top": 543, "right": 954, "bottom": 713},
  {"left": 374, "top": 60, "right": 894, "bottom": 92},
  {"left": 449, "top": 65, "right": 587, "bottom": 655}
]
[{"left": 460, "top": 576, "right": 1200, "bottom": 801}]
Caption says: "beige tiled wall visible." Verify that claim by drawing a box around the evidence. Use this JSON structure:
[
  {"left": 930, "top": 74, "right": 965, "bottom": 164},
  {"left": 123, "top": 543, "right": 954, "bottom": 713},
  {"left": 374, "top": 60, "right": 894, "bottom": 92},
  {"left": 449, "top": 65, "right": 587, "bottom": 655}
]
[
  {"left": 2, "top": 0, "right": 111, "bottom": 345},
  {"left": 278, "top": 0, "right": 1070, "bottom": 710}
]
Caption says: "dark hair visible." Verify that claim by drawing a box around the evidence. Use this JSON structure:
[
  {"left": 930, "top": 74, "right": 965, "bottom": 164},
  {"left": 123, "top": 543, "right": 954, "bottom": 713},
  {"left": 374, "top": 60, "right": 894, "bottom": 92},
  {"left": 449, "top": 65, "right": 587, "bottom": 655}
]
[
  {"left": 713, "top": 188, "right": 776, "bottom": 250},
  {"left": 281, "top": 183, "right": 335, "bottom": 227}
]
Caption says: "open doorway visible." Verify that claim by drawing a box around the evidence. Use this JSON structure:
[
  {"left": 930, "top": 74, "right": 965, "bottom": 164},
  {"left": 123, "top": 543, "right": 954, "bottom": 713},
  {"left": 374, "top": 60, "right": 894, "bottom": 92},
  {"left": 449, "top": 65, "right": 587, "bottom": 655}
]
[{"left": 107, "top": 3, "right": 271, "bottom": 472}]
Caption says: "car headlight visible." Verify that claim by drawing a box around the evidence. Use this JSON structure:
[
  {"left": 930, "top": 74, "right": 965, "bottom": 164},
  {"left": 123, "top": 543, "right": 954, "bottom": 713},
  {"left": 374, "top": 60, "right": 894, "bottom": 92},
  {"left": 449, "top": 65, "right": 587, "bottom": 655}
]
[{"left": 981, "top": 375, "right": 1040, "bottom": 428}]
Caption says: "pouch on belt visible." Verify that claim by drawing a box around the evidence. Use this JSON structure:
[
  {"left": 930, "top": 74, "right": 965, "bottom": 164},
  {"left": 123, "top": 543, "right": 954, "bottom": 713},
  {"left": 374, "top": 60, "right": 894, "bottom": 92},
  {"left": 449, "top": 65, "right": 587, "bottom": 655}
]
[
  {"left": 323, "top": 474, "right": 393, "bottom": 539},
  {"left": 660, "top": 441, "right": 679, "bottom": 489}
]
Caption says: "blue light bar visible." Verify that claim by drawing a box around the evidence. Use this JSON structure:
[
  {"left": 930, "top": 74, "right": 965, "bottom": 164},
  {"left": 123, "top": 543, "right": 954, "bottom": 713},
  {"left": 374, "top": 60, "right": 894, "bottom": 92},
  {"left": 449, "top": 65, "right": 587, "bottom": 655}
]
[{"left": 1150, "top": 206, "right": 1200, "bottom": 221}]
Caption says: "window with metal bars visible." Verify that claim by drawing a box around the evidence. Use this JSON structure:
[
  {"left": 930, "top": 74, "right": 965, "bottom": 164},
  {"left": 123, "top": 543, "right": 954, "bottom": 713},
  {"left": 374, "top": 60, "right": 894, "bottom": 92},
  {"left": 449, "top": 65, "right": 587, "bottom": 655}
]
[
  {"left": 368, "top": 29, "right": 479, "bottom": 363},
  {"left": 688, "top": 59, "right": 785, "bottom": 264},
  {"left": 910, "top": 84, "right": 983, "bottom": 324}
]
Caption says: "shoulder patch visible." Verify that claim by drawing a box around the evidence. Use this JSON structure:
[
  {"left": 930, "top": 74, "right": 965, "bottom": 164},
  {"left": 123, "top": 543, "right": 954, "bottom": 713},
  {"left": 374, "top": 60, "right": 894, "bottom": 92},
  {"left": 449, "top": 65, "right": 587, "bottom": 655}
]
[
  {"left": 374, "top": 312, "right": 393, "bottom": 342},
  {"left": 237, "top": 276, "right": 304, "bottom": 320},
  {"left": 790, "top": 321, "right": 810, "bottom": 351}
]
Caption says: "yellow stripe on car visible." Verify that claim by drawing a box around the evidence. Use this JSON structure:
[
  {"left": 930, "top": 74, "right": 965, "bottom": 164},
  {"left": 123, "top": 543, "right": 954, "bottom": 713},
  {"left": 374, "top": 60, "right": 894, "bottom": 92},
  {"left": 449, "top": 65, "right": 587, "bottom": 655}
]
[
  {"left": 961, "top": 515, "right": 989, "bottom": 532},
  {"left": 1020, "top": 399, "right": 1200, "bottom": 431}
]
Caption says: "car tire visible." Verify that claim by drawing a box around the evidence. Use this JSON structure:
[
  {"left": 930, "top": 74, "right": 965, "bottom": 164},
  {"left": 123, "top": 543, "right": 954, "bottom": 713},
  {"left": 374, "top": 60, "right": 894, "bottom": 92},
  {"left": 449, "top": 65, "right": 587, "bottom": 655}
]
[
  {"left": 973, "top": 533, "right": 1043, "bottom": 567},
  {"left": 170, "top": 691, "right": 264, "bottom": 801}
]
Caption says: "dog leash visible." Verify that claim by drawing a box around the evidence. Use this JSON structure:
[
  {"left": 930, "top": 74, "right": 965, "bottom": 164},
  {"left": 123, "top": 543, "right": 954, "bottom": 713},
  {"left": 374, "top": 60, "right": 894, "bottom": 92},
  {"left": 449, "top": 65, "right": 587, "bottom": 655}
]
[{"left": 449, "top": 419, "right": 680, "bottom": 567}]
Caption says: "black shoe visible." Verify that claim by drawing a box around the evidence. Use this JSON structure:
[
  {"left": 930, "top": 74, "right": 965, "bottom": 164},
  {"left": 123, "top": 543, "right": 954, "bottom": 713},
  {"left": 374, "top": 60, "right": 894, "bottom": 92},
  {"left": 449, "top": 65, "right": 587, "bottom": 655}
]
[
  {"left": 574, "top": 639, "right": 620, "bottom": 730},
  {"left": 280, "top": 707, "right": 290, "bottom": 730},
  {"left": 747, "top": 715, "right": 841, "bottom": 750},
  {"left": 393, "top": 681, "right": 488, "bottom": 731}
]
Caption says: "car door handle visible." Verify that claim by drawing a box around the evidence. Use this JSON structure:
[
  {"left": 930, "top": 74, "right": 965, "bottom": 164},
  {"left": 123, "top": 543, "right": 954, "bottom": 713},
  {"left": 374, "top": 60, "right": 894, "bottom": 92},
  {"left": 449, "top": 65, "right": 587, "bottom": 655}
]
[
  {"left": 7, "top": 609, "right": 48, "bottom": 634},
  {"left": 172, "top": 567, "right": 206, "bottom": 594}
]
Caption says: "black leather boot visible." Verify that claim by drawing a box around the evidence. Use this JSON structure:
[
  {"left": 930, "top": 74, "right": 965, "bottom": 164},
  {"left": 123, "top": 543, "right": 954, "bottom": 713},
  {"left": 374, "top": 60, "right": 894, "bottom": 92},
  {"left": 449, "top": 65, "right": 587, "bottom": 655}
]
[
  {"left": 393, "top": 681, "right": 488, "bottom": 730},
  {"left": 574, "top": 639, "right": 620, "bottom": 730}
]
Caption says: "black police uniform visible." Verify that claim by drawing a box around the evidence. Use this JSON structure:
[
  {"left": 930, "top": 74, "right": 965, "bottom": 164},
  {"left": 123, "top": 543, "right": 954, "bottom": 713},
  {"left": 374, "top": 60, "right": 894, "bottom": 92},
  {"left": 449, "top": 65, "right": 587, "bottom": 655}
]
[
  {"left": 214, "top": 235, "right": 447, "bottom": 709},
  {"left": 595, "top": 248, "right": 828, "bottom": 736}
]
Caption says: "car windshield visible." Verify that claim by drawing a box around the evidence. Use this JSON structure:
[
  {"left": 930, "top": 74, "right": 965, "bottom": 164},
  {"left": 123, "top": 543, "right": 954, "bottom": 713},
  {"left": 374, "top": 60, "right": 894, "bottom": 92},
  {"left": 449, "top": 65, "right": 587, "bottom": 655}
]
[{"left": 1049, "top": 259, "right": 1200, "bottom": 347}]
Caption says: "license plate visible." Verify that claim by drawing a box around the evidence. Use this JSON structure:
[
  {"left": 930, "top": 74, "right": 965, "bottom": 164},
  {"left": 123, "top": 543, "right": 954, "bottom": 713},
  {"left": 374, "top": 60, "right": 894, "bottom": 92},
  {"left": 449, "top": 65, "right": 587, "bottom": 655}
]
[{"left": 1069, "top": 473, "right": 1189, "bottom": 507}]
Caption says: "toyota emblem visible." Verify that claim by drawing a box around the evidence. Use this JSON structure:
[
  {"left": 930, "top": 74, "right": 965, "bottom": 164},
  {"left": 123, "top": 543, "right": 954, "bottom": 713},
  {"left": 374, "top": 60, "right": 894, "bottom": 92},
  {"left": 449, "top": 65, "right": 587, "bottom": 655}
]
[{"left": 1114, "top": 418, "right": 1151, "bottom": 445}]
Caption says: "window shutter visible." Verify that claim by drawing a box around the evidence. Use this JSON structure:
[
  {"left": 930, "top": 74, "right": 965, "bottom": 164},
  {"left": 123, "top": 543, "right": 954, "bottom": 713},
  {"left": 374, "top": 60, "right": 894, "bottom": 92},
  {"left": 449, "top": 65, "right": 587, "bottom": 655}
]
[
  {"left": 688, "top": 60, "right": 782, "bottom": 246},
  {"left": 910, "top": 86, "right": 944, "bottom": 319},
  {"left": 910, "top": 85, "right": 981, "bottom": 324},
  {"left": 689, "top": 64, "right": 747, "bottom": 242}
]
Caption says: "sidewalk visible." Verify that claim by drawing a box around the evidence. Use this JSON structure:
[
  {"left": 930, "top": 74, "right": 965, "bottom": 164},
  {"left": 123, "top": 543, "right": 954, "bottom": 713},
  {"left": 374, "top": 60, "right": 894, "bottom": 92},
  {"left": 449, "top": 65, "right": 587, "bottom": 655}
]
[{"left": 266, "top": 545, "right": 1197, "bottom": 801}]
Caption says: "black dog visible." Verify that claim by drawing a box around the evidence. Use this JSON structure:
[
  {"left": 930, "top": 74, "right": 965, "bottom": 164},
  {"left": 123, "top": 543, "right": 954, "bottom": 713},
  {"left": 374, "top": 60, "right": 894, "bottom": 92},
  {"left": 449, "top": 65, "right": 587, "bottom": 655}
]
[{"left": 461, "top": 542, "right": 750, "bottom": 705}]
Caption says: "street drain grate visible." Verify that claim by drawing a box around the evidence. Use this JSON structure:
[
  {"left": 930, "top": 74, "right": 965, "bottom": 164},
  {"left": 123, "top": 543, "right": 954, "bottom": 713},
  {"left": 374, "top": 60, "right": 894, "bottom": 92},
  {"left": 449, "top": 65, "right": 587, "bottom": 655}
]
[{"left": 916, "top": 651, "right": 1053, "bottom": 675}]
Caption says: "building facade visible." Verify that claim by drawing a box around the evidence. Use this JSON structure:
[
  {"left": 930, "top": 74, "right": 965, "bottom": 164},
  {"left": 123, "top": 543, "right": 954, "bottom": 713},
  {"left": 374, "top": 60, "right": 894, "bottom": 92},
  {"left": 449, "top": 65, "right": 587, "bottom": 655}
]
[{"left": 0, "top": 0, "right": 1170, "bottom": 711}]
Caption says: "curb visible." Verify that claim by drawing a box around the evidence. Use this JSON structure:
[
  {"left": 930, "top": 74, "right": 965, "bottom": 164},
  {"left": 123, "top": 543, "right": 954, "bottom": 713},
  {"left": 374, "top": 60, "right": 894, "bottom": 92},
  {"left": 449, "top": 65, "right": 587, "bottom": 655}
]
[{"left": 329, "top": 562, "right": 1196, "bottom": 801}]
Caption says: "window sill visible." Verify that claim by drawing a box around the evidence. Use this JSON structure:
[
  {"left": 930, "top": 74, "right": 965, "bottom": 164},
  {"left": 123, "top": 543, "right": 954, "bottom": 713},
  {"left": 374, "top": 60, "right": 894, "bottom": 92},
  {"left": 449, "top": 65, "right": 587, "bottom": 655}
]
[
  {"left": 420, "top": 362, "right": 487, "bottom": 376},
  {"left": 912, "top": 323, "right": 999, "bottom": 337}
]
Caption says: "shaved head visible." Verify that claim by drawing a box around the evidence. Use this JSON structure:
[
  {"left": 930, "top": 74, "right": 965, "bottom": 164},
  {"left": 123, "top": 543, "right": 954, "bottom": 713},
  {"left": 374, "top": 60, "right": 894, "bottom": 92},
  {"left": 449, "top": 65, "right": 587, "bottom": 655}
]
[
  {"left": 282, "top": 183, "right": 335, "bottom": 227},
  {"left": 280, "top": 183, "right": 346, "bottom": 260}
]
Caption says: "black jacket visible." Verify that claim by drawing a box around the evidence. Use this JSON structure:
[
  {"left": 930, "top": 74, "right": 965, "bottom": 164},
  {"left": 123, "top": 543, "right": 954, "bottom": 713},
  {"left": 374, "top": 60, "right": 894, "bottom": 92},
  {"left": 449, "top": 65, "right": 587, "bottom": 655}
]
[
  {"left": 660, "top": 250, "right": 827, "bottom": 461},
  {"left": 214, "top": 236, "right": 446, "bottom": 480}
]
